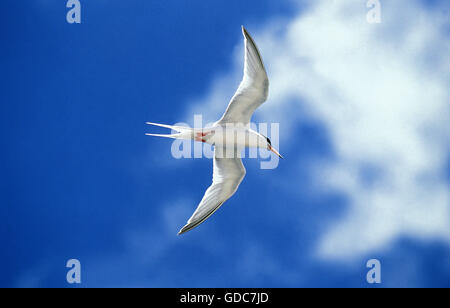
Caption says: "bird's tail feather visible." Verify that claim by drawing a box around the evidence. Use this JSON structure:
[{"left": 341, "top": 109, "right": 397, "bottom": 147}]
[
  {"left": 145, "top": 133, "right": 180, "bottom": 139},
  {"left": 145, "top": 122, "right": 192, "bottom": 133}
]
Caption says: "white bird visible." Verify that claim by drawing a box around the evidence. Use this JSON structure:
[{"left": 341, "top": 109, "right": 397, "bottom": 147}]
[{"left": 146, "top": 26, "right": 282, "bottom": 235}]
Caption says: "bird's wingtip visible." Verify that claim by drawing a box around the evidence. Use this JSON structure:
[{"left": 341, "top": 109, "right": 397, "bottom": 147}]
[
  {"left": 177, "top": 225, "right": 189, "bottom": 235},
  {"left": 178, "top": 220, "right": 199, "bottom": 235},
  {"left": 241, "top": 25, "right": 247, "bottom": 35}
]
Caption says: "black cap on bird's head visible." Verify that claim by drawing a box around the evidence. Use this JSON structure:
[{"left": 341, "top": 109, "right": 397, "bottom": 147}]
[{"left": 264, "top": 136, "right": 283, "bottom": 159}]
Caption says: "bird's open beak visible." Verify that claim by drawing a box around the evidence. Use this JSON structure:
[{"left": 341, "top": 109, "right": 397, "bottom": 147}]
[{"left": 268, "top": 145, "right": 284, "bottom": 159}]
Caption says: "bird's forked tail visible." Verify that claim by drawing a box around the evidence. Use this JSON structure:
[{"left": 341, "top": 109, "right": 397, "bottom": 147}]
[{"left": 145, "top": 122, "right": 193, "bottom": 139}]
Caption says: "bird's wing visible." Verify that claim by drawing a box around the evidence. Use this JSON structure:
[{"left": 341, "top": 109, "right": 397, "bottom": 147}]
[
  {"left": 178, "top": 148, "right": 246, "bottom": 235},
  {"left": 216, "top": 26, "right": 269, "bottom": 126}
]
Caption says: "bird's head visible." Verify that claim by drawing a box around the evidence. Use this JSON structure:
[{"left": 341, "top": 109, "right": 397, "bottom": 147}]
[{"left": 264, "top": 136, "right": 283, "bottom": 159}]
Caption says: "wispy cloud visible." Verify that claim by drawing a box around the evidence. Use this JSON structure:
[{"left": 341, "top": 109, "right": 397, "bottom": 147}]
[{"left": 189, "top": 0, "right": 450, "bottom": 259}]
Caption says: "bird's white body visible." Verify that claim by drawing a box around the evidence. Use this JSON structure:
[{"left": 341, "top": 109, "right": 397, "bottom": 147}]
[
  {"left": 150, "top": 125, "right": 265, "bottom": 147},
  {"left": 198, "top": 126, "right": 267, "bottom": 149},
  {"left": 146, "top": 26, "right": 282, "bottom": 234}
]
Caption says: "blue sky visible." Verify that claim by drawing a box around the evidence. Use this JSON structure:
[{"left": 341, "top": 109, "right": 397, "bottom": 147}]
[{"left": 1, "top": 0, "right": 449, "bottom": 287}]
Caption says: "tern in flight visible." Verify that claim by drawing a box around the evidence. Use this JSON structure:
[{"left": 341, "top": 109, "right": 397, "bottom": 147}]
[{"left": 146, "top": 26, "right": 282, "bottom": 235}]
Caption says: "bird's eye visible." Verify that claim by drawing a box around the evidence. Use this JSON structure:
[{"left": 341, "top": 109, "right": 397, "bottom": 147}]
[{"left": 266, "top": 137, "right": 271, "bottom": 145}]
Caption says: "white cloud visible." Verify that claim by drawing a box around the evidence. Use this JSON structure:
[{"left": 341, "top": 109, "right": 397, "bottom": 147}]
[{"left": 189, "top": 0, "right": 450, "bottom": 259}]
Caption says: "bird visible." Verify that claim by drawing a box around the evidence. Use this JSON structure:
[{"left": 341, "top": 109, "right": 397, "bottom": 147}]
[{"left": 146, "top": 26, "right": 282, "bottom": 235}]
